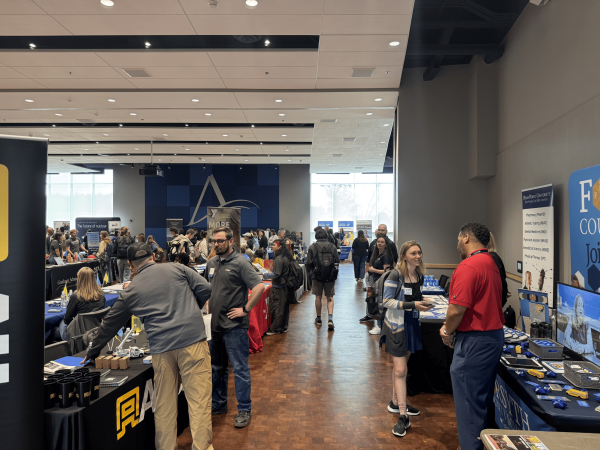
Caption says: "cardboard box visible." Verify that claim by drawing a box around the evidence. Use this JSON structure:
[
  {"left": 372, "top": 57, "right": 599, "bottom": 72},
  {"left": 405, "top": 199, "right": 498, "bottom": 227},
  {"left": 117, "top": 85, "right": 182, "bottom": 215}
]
[
  {"left": 102, "top": 356, "right": 113, "bottom": 370},
  {"left": 95, "top": 356, "right": 105, "bottom": 369}
]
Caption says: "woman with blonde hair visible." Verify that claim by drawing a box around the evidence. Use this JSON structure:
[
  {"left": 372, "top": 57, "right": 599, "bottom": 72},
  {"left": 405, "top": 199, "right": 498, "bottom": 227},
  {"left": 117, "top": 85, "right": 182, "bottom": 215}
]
[
  {"left": 58, "top": 267, "right": 106, "bottom": 341},
  {"left": 96, "top": 230, "right": 113, "bottom": 284}
]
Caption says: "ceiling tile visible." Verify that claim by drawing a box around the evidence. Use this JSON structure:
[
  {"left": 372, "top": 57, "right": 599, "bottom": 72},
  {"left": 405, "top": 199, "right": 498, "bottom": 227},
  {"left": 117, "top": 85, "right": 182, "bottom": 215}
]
[
  {"left": 53, "top": 15, "right": 197, "bottom": 35},
  {"left": 317, "top": 65, "right": 403, "bottom": 79},
  {"left": 32, "top": 0, "right": 186, "bottom": 14},
  {"left": 0, "top": 52, "right": 109, "bottom": 67},
  {"left": 319, "top": 34, "right": 408, "bottom": 52},
  {"left": 317, "top": 51, "right": 406, "bottom": 67},
  {"left": 13, "top": 66, "right": 123, "bottom": 79},
  {"left": 126, "top": 78, "right": 226, "bottom": 89},
  {"left": 208, "top": 51, "right": 318, "bottom": 67},
  {"left": 216, "top": 66, "right": 317, "bottom": 79},
  {"left": 0, "top": 79, "right": 47, "bottom": 89},
  {"left": 187, "top": 15, "right": 322, "bottom": 35},
  {"left": 0, "top": 67, "right": 27, "bottom": 78},
  {"left": 180, "top": 0, "right": 325, "bottom": 15},
  {"left": 321, "top": 15, "right": 412, "bottom": 35},
  {"left": 34, "top": 78, "right": 136, "bottom": 89},
  {"left": 0, "top": 15, "right": 71, "bottom": 35},
  {"left": 96, "top": 51, "right": 214, "bottom": 67},
  {"left": 315, "top": 78, "right": 400, "bottom": 89},
  {"left": 222, "top": 78, "right": 316, "bottom": 90},
  {"left": 324, "top": 0, "right": 414, "bottom": 15},
  {"left": 122, "top": 66, "right": 220, "bottom": 78}
]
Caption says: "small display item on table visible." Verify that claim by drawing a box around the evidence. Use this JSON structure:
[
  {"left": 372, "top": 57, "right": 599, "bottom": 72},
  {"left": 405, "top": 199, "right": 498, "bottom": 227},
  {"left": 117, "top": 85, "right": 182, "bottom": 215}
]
[
  {"left": 523, "top": 351, "right": 535, "bottom": 358},
  {"left": 566, "top": 388, "right": 589, "bottom": 400},
  {"left": 527, "top": 369, "right": 545, "bottom": 379},
  {"left": 593, "top": 393, "right": 600, "bottom": 403},
  {"left": 529, "top": 338, "right": 564, "bottom": 359},
  {"left": 552, "top": 398, "right": 566, "bottom": 409},
  {"left": 563, "top": 361, "right": 600, "bottom": 390},
  {"left": 503, "top": 326, "right": 528, "bottom": 344},
  {"left": 535, "top": 385, "right": 551, "bottom": 395}
]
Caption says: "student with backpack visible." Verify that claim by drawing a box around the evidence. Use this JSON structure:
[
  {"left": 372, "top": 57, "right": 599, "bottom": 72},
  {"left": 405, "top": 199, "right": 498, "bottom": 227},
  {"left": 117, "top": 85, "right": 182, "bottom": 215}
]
[
  {"left": 116, "top": 226, "right": 135, "bottom": 283},
  {"left": 306, "top": 228, "right": 340, "bottom": 330},
  {"left": 263, "top": 239, "right": 293, "bottom": 335}
]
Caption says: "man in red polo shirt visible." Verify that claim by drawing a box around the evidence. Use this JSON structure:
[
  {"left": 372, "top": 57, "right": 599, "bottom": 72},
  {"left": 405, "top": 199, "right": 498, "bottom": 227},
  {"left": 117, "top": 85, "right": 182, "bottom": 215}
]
[{"left": 440, "top": 222, "right": 504, "bottom": 450}]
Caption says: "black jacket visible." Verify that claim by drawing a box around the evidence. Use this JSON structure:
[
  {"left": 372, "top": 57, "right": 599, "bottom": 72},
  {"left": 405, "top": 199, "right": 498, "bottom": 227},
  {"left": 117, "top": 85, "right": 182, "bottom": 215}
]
[
  {"left": 259, "top": 235, "right": 268, "bottom": 249},
  {"left": 367, "top": 237, "right": 398, "bottom": 264}
]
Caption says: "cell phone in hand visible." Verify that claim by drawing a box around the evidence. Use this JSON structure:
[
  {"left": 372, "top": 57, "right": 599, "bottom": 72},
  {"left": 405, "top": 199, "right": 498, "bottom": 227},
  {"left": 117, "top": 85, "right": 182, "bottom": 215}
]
[{"left": 421, "top": 301, "right": 434, "bottom": 307}]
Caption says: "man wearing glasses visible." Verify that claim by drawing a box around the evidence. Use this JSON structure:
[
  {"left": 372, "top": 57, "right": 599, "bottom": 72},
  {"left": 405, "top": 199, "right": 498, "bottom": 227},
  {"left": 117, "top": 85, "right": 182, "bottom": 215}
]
[{"left": 204, "top": 226, "right": 265, "bottom": 429}]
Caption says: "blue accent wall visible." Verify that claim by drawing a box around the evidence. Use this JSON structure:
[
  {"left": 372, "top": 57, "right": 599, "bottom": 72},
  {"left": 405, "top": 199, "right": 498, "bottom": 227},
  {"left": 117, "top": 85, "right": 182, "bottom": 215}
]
[{"left": 145, "top": 164, "right": 279, "bottom": 247}]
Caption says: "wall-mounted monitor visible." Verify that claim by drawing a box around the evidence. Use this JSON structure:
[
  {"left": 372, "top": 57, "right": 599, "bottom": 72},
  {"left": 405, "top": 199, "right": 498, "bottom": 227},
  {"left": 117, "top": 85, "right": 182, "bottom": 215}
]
[{"left": 556, "top": 282, "right": 600, "bottom": 364}]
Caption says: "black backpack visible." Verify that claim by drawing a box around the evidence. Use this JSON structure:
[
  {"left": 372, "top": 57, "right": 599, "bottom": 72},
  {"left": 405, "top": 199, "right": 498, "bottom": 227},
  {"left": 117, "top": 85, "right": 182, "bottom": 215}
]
[
  {"left": 312, "top": 242, "right": 338, "bottom": 282},
  {"left": 286, "top": 258, "right": 304, "bottom": 291},
  {"left": 117, "top": 236, "right": 129, "bottom": 259}
]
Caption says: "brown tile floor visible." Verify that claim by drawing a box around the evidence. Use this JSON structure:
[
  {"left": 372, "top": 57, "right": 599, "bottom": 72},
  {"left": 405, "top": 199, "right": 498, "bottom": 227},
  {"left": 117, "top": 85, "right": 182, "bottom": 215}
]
[{"left": 181, "top": 263, "right": 459, "bottom": 450}]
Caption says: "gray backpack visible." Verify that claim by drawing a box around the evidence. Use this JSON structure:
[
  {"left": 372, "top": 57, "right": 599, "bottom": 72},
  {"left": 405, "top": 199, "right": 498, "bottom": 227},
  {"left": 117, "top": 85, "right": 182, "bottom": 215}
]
[{"left": 366, "top": 269, "right": 403, "bottom": 320}]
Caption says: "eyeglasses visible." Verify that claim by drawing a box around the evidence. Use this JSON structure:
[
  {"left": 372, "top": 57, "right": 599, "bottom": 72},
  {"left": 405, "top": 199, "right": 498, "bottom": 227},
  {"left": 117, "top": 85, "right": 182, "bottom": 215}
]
[{"left": 210, "top": 239, "right": 230, "bottom": 245}]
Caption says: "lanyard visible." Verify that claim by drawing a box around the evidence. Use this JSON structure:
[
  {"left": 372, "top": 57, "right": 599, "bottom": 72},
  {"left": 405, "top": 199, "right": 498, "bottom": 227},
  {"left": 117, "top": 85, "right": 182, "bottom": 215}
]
[{"left": 468, "top": 249, "right": 488, "bottom": 258}]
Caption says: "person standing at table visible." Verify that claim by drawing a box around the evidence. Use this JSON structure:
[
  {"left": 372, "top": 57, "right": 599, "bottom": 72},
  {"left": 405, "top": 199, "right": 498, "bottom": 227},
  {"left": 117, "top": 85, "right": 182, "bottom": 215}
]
[
  {"left": 59, "top": 267, "right": 106, "bottom": 341},
  {"left": 204, "top": 226, "right": 265, "bottom": 429},
  {"left": 440, "top": 222, "right": 504, "bottom": 450},
  {"left": 116, "top": 226, "right": 134, "bottom": 283},
  {"left": 83, "top": 243, "right": 213, "bottom": 450},
  {"left": 50, "top": 231, "right": 65, "bottom": 263},
  {"left": 95, "top": 231, "right": 113, "bottom": 284},
  {"left": 66, "top": 229, "right": 86, "bottom": 261},
  {"left": 366, "top": 236, "right": 394, "bottom": 335},
  {"left": 45, "top": 226, "right": 54, "bottom": 259},
  {"left": 264, "top": 239, "right": 292, "bottom": 336},
  {"left": 365, "top": 224, "right": 398, "bottom": 292},
  {"left": 352, "top": 230, "right": 369, "bottom": 283}
]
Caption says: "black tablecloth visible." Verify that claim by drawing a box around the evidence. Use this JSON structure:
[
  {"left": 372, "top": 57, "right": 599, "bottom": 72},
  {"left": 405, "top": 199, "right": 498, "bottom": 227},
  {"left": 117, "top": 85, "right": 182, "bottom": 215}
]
[
  {"left": 46, "top": 261, "right": 99, "bottom": 299},
  {"left": 45, "top": 333, "right": 189, "bottom": 450},
  {"left": 497, "top": 363, "right": 600, "bottom": 433}
]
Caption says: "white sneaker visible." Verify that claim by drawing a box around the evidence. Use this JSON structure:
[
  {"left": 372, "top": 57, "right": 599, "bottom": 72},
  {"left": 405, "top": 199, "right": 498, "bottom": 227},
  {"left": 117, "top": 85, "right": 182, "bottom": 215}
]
[{"left": 369, "top": 326, "right": 381, "bottom": 335}]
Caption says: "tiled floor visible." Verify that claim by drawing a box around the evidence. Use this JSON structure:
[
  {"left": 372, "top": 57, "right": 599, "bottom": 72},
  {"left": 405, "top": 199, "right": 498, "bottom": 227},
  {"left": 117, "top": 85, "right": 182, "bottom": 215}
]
[{"left": 182, "top": 263, "right": 459, "bottom": 450}]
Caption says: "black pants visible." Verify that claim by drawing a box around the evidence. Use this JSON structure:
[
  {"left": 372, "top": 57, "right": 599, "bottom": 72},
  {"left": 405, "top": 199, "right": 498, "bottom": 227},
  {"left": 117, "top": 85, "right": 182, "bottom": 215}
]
[{"left": 269, "top": 287, "right": 289, "bottom": 333}]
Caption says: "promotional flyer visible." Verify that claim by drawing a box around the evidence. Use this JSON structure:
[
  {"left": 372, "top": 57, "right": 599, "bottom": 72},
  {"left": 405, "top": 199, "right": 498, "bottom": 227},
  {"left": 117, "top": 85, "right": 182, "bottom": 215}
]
[
  {"left": 568, "top": 163, "right": 600, "bottom": 293},
  {"left": 522, "top": 185, "right": 555, "bottom": 307},
  {"left": 165, "top": 219, "right": 183, "bottom": 243},
  {"left": 207, "top": 207, "right": 241, "bottom": 249},
  {"left": 357, "top": 220, "right": 373, "bottom": 239}
]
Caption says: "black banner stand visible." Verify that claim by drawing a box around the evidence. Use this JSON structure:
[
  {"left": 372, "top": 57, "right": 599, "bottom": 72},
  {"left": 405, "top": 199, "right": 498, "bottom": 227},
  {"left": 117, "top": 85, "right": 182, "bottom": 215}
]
[{"left": 0, "top": 136, "right": 47, "bottom": 448}]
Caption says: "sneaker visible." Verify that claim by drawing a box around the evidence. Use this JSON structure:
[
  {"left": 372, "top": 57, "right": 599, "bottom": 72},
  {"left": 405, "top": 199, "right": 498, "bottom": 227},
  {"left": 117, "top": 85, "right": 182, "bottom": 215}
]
[
  {"left": 328, "top": 319, "right": 335, "bottom": 331},
  {"left": 392, "top": 415, "right": 410, "bottom": 437},
  {"left": 387, "top": 402, "right": 420, "bottom": 416},
  {"left": 212, "top": 407, "right": 228, "bottom": 415},
  {"left": 265, "top": 330, "right": 281, "bottom": 336},
  {"left": 315, "top": 317, "right": 322, "bottom": 325},
  {"left": 387, "top": 401, "right": 399, "bottom": 413},
  {"left": 359, "top": 315, "right": 374, "bottom": 323},
  {"left": 369, "top": 326, "right": 381, "bottom": 335},
  {"left": 234, "top": 410, "right": 251, "bottom": 428}
]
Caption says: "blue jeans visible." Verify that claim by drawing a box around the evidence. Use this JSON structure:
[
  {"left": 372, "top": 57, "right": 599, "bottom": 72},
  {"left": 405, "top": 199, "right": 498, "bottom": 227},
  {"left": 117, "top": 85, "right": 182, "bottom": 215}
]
[
  {"left": 209, "top": 326, "right": 251, "bottom": 412},
  {"left": 353, "top": 255, "right": 368, "bottom": 279},
  {"left": 450, "top": 329, "right": 504, "bottom": 450}
]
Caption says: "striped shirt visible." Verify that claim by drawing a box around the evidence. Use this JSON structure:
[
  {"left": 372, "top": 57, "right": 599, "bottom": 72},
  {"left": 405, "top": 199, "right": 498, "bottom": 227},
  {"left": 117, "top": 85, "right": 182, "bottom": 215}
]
[{"left": 382, "top": 270, "right": 406, "bottom": 334}]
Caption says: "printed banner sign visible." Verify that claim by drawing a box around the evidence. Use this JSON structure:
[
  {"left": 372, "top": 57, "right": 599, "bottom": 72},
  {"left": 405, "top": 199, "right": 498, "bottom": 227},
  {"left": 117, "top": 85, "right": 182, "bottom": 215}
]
[
  {"left": 338, "top": 221, "right": 353, "bottom": 228},
  {"left": 494, "top": 374, "right": 554, "bottom": 432},
  {"left": 357, "top": 220, "right": 373, "bottom": 239},
  {"left": 166, "top": 219, "right": 183, "bottom": 243},
  {"left": 568, "top": 164, "right": 600, "bottom": 292},
  {"left": 53, "top": 221, "right": 71, "bottom": 233},
  {"left": 208, "top": 207, "right": 241, "bottom": 249},
  {"left": 75, "top": 217, "right": 121, "bottom": 238},
  {"left": 108, "top": 221, "right": 122, "bottom": 233},
  {"left": 87, "top": 231, "right": 100, "bottom": 252},
  {"left": 49, "top": 260, "right": 99, "bottom": 298},
  {"left": 318, "top": 221, "right": 333, "bottom": 228},
  {"left": 522, "top": 185, "right": 555, "bottom": 307}
]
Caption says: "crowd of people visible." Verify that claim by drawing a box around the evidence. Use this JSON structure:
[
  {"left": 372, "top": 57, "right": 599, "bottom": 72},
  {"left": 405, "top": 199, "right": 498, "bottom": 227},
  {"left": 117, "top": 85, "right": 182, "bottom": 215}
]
[{"left": 46, "top": 219, "right": 508, "bottom": 450}]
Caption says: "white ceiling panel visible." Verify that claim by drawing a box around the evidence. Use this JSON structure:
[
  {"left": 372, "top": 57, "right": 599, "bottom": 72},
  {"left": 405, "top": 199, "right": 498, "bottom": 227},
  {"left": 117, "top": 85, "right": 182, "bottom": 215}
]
[
  {"left": 0, "top": 15, "right": 71, "bottom": 35},
  {"left": 34, "top": 78, "right": 136, "bottom": 89},
  {"left": 324, "top": 0, "right": 414, "bottom": 15},
  {"left": 318, "top": 51, "right": 406, "bottom": 67},
  {"left": 0, "top": 67, "right": 27, "bottom": 78},
  {"left": 32, "top": 0, "right": 186, "bottom": 15},
  {"left": 0, "top": 52, "right": 108, "bottom": 67},
  {"left": 2, "top": 0, "right": 47, "bottom": 14},
  {"left": 321, "top": 15, "right": 412, "bottom": 35},
  {"left": 234, "top": 91, "right": 398, "bottom": 109},
  {"left": 208, "top": 51, "right": 318, "bottom": 67},
  {"left": 96, "top": 51, "right": 214, "bottom": 67},
  {"left": 53, "top": 15, "right": 197, "bottom": 35},
  {"left": 123, "top": 66, "right": 220, "bottom": 79},
  {"left": 179, "top": 0, "right": 325, "bottom": 15},
  {"left": 126, "top": 78, "right": 227, "bottom": 89},
  {"left": 187, "top": 15, "right": 323, "bottom": 35},
  {"left": 0, "top": 79, "right": 47, "bottom": 89},
  {"left": 216, "top": 66, "right": 317, "bottom": 79},
  {"left": 12, "top": 66, "right": 123, "bottom": 79},
  {"left": 317, "top": 66, "right": 404, "bottom": 79},
  {"left": 319, "top": 35, "right": 408, "bottom": 52},
  {"left": 222, "top": 79, "right": 316, "bottom": 90},
  {"left": 315, "top": 78, "right": 400, "bottom": 89}
]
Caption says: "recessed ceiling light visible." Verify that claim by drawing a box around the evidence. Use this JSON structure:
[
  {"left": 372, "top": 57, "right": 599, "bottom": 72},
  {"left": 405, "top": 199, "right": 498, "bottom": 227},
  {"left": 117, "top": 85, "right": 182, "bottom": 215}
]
[
  {"left": 103, "top": 134, "right": 109, "bottom": 136},
  {"left": 84, "top": 148, "right": 89, "bottom": 150},
  {"left": 185, "top": 148, "right": 190, "bottom": 151},
  {"left": 265, "top": 39, "right": 270, "bottom": 46},
  {"left": 380, "top": 141, "right": 385, "bottom": 144},
  {"left": 205, "top": 113, "right": 211, "bottom": 116},
  {"left": 43, "top": 134, "right": 50, "bottom": 136},
  {"left": 29, "top": 43, "right": 36, "bottom": 49},
  {"left": 130, "top": 113, "right": 137, "bottom": 116},
  {"left": 223, "top": 134, "right": 228, "bottom": 137},
  {"left": 185, "top": 124, "right": 188, "bottom": 127},
  {"left": 191, "top": 99, "right": 199, "bottom": 102},
  {"left": 235, "top": 149, "right": 239, "bottom": 151},
  {"left": 383, "top": 123, "right": 390, "bottom": 126},
  {"left": 174, "top": 154, "right": 177, "bottom": 156},
  {"left": 158, "top": 159, "right": 162, "bottom": 161},
  {"left": 288, "top": 159, "right": 291, "bottom": 162},
  {"left": 374, "top": 98, "right": 383, "bottom": 102},
  {"left": 285, "top": 149, "right": 289, "bottom": 152},
  {"left": 24, "top": 99, "right": 34, "bottom": 103},
  {"left": 366, "top": 113, "right": 373, "bottom": 116},
  {"left": 52, "top": 125, "right": 56, "bottom": 127},
  {"left": 328, "top": 164, "right": 333, "bottom": 166},
  {"left": 389, "top": 41, "right": 400, "bottom": 47},
  {"left": 244, "top": 159, "right": 249, "bottom": 162},
  {"left": 145, "top": 42, "right": 151, "bottom": 48},
  {"left": 163, "top": 134, "right": 168, "bottom": 136},
  {"left": 134, "top": 148, "right": 139, "bottom": 150},
  {"left": 275, "top": 99, "right": 282, "bottom": 103},
  {"left": 127, "top": 153, "right": 130, "bottom": 156},
  {"left": 108, "top": 99, "right": 116, "bottom": 102},
  {"left": 282, "top": 134, "right": 287, "bottom": 137},
  {"left": 251, "top": 124, "right": 255, "bottom": 127},
  {"left": 119, "top": 124, "right": 123, "bottom": 127},
  {"left": 55, "top": 113, "right": 63, "bottom": 116},
  {"left": 260, "top": 142, "right": 263, "bottom": 145},
  {"left": 100, "top": 0, "right": 114, "bottom": 6},
  {"left": 279, "top": 114, "right": 285, "bottom": 117},
  {"left": 246, "top": 0, "right": 258, "bottom": 7}
]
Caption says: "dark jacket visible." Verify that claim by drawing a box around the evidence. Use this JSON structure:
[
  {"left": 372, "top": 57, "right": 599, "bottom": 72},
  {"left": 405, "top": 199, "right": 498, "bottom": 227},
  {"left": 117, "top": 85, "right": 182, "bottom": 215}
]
[
  {"left": 259, "top": 235, "right": 268, "bottom": 250},
  {"left": 489, "top": 251, "right": 509, "bottom": 307},
  {"left": 367, "top": 237, "right": 398, "bottom": 264},
  {"left": 352, "top": 238, "right": 370, "bottom": 257},
  {"left": 64, "top": 292, "right": 106, "bottom": 325},
  {"left": 306, "top": 239, "right": 340, "bottom": 273}
]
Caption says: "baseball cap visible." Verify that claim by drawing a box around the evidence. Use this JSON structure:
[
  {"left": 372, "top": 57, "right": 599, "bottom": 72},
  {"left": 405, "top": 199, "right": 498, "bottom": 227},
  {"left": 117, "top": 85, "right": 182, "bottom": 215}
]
[
  {"left": 243, "top": 232, "right": 251, "bottom": 237},
  {"left": 127, "top": 243, "right": 154, "bottom": 262}
]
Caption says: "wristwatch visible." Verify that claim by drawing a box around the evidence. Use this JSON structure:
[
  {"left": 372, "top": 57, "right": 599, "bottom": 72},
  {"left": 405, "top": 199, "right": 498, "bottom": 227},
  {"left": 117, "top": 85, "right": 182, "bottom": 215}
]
[
  {"left": 243, "top": 305, "right": 249, "bottom": 314},
  {"left": 443, "top": 327, "right": 448, "bottom": 335}
]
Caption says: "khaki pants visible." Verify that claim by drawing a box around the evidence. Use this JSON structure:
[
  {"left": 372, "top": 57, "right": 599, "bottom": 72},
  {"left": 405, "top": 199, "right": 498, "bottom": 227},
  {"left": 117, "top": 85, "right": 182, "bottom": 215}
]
[{"left": 153, "top": 340, "right": 213, "bottom": 450}]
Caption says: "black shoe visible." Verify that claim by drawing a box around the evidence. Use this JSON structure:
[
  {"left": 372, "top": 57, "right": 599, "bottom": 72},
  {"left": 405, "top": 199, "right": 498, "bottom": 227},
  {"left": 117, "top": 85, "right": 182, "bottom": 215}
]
[
  {"left": 265, "top": 330, "right": 281, "bottom": 336},
  {"left": 328, "top": 319, "right": 335, "bottom": 331},
  {"left": 359, "top": 315, "right": 374, "bottom": 323},
  {"left": 387, "top": 401, "right": 399, "bottom": 413},
  {"left": 406, "top": 404, "right": 420, "bottom": 416},
  {"left": 234, "top": 410, "right": 251, "bottom": 428},
  {"left": 392, "top": 415, "right": 410, "bottom": 437},
  {"left": 212, "top": 407, "right": 228, "bottom": 415},
  {"left": 315, "top": 317, "right": 322, "bottom": 325}
]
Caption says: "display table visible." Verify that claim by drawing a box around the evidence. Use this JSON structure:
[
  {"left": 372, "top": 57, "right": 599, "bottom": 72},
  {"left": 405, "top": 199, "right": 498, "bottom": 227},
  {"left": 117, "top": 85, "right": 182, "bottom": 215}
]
[
  {"left": 481, "top": 429, "right": 599, "bottom": 450},
  {"left": 44, "top": 294, "right": 119, "bottom": 341},
  {"left": 45, "top": 333, "right": 189, "bottom": 450},
  {"left": 46, "top": 260, "right": 100, "bottom": 299},
  {"left": 248, "top": 282, "right": 271, "bottom": 354}
]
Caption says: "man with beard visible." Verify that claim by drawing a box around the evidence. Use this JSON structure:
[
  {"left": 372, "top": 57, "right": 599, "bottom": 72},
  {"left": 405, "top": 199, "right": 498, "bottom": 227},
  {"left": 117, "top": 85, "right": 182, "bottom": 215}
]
[
  {"left": 264, "top": 239, "right": 292, "bottom": 335},
  {"left": 204, "top": 226, "right": 265, "bottom": 429}
]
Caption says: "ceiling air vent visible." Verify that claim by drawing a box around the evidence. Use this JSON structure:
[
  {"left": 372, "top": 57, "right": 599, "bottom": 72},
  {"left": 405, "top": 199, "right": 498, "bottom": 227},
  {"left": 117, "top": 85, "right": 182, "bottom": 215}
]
[
  {"left": 351, "top": 68, "right": 374, "bottom": 78},
  {"left": 122, "top": 68, "right": 152, "bottom": 78},
  {"left": 342, "top": 137, "right": 356, "bottom": 142},
  {"left": 320, "top": 119, "right": 337, "bottom": 123},
  {"left": 332, "top": 154, "right": 344, "bottom": 157}
]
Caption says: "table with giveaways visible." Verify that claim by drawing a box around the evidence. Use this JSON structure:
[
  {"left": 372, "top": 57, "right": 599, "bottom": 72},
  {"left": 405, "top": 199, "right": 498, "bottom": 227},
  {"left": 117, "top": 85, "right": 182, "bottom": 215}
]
[{"left": 45, "top": 260, "right": 100, "bottom": 299}]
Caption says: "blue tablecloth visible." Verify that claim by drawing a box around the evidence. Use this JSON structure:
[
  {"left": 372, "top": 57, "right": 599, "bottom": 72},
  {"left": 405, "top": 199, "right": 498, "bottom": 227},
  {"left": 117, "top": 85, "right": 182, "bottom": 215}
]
[{"left": 44, "top": 294, "right": 119, "bottom": 340}]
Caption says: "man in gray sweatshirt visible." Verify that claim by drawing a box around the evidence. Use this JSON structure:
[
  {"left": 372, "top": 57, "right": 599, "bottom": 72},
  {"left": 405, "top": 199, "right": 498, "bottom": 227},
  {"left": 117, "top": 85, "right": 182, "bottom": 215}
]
[{"left": 83, "top": 243, "right": 213, "bottom": 450}]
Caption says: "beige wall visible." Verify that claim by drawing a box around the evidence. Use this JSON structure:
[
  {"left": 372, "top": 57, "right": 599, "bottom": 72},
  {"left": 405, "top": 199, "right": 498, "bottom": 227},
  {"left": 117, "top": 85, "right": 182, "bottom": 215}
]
[
  {"left": 112, "top": 164, "right": 146, "bottom": 235},
  {"left": 279, "top": 164, "right": 311, "bottom": 246}
]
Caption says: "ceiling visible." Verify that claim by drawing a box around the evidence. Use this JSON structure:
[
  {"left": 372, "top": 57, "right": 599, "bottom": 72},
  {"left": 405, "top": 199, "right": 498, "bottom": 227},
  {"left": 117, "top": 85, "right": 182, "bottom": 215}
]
[{"left": 0, "top": 0, "right": 416, "bottom": 173}]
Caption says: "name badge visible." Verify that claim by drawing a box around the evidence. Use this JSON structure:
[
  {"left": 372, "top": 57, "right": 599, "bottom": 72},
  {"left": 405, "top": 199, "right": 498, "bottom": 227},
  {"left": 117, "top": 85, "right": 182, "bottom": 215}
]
[
  {"left": 403, "top": 287, "right": 412, "bottom": 296},
  {"left": 209, "top": 268, "right": 215, "bottom": 278}
]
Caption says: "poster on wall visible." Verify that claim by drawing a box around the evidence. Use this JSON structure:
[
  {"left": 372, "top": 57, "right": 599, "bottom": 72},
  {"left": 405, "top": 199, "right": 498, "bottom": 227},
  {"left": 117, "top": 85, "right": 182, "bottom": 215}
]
[
  {"left": 166, "top": 219, "right": 183, "bottom": 243},
  {"left": 53, "top": 221, "right": 70, "bottom": 233},
  {"left": 357, "top": 220, "right": 373, "bottom": 239},
  {"left": 87, "top": 232, "right": 100, "bottom": 252},
  {"left": 208, "top": 207, "right": 241, "bottom": 250},
  {"left": 568, "top": 164, "right": 600, "bottom": 293},
  {"left": 317, "top": 221, "right": 333, "bottom": 228},
  {"left": 108, "top": 220, "right": 121, "bottom": 234},
  {"left": 75, "top": 217, "right": 121, "bottom": 238},
  {"left": 522, "top": 185, "right": 555, "bottom": 307}
]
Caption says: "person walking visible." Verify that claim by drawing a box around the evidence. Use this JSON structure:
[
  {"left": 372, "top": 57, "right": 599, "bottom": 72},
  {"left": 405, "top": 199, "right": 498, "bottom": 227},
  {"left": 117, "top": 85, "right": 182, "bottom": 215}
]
[
  {"left": 306, "top": 228, "right": 340, "bottom": 330},
  {"left": 352, "top": 230, "right": 369, "bottom": 283},
  {"left": 264, "top": 239, "right": 292, "bottom": 335},
  {"left": 83, "top": 243, "right": 214, "bottom": 450},
  {"left": 204, "top": 226, "right": 265, "bottom": 428},
  {"left": 116, "top": 226, "right": 135, "bottom": 283},
  {"left": 440, "top": 222, "right": 504, "bottom": 450}
]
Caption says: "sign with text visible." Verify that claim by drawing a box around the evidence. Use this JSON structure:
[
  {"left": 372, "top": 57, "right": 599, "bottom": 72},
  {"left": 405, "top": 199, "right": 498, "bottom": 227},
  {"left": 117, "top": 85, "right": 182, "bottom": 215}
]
[
  {"left": 87, "top": 232, "right": 100, "bottom": 252},
  {"left": 166, "top": 219, "right": 183, "bottom": 243},
  {"left": 522, "top": 185, "right": 554, "bottom": 307},
  {"left": 356, "top": 220, "right": 373, "bottom": 239},
  {"left": 75, "top": 217, "right": 121, "bottom": 238},
  {"left": 208, "top": 207, "right": 241, "bottom": 250},
  {"left": 338, "top": 221, "right": 353, "bottom": 229},
  {"left": 317, "top": 221, "right": 333, "bottom": 228},
  {"left": 53, "top": 221, "right": 70, "bottom": 233},
  {"left": 568, "top": 164, "right": 600, "bottom": 293}
]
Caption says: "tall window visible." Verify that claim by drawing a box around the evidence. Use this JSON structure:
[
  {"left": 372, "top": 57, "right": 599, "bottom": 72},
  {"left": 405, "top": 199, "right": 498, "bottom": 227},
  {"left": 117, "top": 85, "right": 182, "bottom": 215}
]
[
  {"left": 46, "top": 170, "right": 113, "bottom": 228},
  {"left": 310, "top": 173, "right": 394, "bottom": 243}
]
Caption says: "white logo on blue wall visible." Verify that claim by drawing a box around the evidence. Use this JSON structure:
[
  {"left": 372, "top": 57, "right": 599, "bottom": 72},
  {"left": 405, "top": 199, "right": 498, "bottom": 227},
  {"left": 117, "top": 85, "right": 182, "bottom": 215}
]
[{"left": 187, "top": 175, "right": 259, "bottom": 226}]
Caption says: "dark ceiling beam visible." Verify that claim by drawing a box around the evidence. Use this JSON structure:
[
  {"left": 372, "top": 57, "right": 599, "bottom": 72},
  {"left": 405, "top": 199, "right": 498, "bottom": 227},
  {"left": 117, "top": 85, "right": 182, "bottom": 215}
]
[
  {"left": 413, "top": 20, "right": 514, "bottom": 29},
  {"left": 423, "top": 27, "right": 455, "bottom": 82},
  {"left": 407, "top": 44, "right": 503, "bottom": 56}
]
